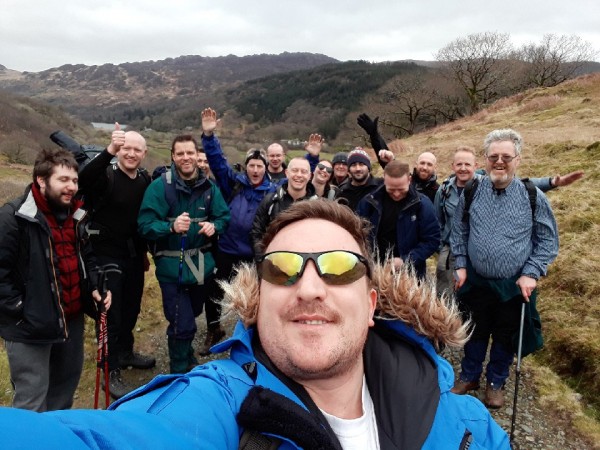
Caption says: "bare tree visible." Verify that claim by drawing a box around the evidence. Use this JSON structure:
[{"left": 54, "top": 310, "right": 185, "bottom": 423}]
[
  {"left": 436, "top": 32, "right": 514, "bottom": 113},
  {"left": 517, "top": 34, "right": 598, "bottom": 88},
  {"left": 380, "top": 72, "right": 438, "bottom": 137}
]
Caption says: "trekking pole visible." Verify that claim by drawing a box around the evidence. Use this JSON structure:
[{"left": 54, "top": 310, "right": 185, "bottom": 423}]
[
  {"left": 510, "top": 301, "right": 527, "bottom": 444},
  {"left": 177, "top": 234, "right": 187, "bottom": 293},
  {"left": 94, "top": 270, "right": 107, "bottom": 409},
  {"left": 93, "top": 264, "right": 122, "bottom": 409}
]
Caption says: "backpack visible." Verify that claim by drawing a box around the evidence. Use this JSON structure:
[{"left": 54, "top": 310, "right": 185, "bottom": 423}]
[
  {"left": 462, "top": 177, "right": 537, "bottom": 223},
  {"left": 50, "top": 130, "right": 111, "bottom": 168}
]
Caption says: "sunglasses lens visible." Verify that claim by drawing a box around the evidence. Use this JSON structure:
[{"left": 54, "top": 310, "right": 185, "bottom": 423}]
[
  {"left": 318, "top": 164, "right": 332, "bottom": 173},
  {"left": 261, "top": 252, "right": 304, "bottom": 286},
  {"left": 317, "top": 251, "right": 367, "bottom": 285}
]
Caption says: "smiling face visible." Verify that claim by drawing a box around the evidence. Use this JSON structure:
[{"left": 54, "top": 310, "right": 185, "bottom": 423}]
[
  {"left": 285, "top": 158, "right": 311, "bottom": 194},
  {"left": 384, "top": 173, "right": 411, "bottom": 201},
  {"left": 486, "top": 140, "right": 520, "bottom": 189},
  {"left": 415, "top": 152, "right": 437, "bottom": 181},
  {"left": 349, "top": 162, "right": 370, "bottom": 185},
  {"left": 117, "top": 131, "right": 147, "bottom": 176},
  {"left": 313, "top": 160, "right": 333, "bottom": 184},
  {"left": 257, "top": 218, "right": 376, "bottom": 382},
  {"left": 267, "top": 143, "right": 285, "bottom": 172},
  {"left": 333, "top": 162, "right": 348, "bottom": 181},
  {"left": 452, "top": 151, "right": 477, "bottom": 187},
  {"left": 172, "top": 140, "right": 199, "bottom": 180},
  {"left": 37, "top": 165, "right": 78, "bottom": 210}
]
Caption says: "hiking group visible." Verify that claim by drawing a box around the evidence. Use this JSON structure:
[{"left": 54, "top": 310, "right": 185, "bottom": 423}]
[{"left": 0, "top": 107, "right": 584, "bottom": 448}]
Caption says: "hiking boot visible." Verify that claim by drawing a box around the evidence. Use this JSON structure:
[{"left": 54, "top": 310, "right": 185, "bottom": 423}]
[
  {"left": 102, "top": 369, "right": 134, "bottom": 400},
  {"left": 198, "top": 326, "right": 226, "bottom": 356},
  {"left": 450, "top": 379, "right": 480, "bottom": 395},
  {"left": 484, "top": 383, "right": 505, "bottom": 409},
  {"left": 119, "top": 351, "right": 156, "bottom": 370}
]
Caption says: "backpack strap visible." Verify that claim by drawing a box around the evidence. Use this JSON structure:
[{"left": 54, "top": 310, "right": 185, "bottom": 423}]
[
  {"left": 461, "top": 177, "right": 537, "bottom": 223},
  {"left": 461, "top": 177, "right": 479, "bottom": 223},
  {"left": 161, "top": 171, "right": 178, "bottom": 219},
  {"left": 438, "top": 176, "right": 454, "bottom": 225},
  {"left": 161, "top": 171, "right": 213, "bottom": 221},
  {"left": 520, "top": 177, "right": 537, "bottom": 221}
]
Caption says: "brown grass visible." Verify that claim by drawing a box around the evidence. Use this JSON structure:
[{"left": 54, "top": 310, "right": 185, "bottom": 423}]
[{"left": 397, "top": 74, "right": 600, "bottom": 430}]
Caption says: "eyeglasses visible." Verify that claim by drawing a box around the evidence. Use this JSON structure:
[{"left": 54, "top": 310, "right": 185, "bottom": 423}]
[
  {"left": 316, "top": 163, "right": 333, "bottom": 174},
  {"left": 486, "top": 154, "right": 518, "bottom": 163},
  {"left": 256, "top": 250, "right": 371, "bottom": 286}
]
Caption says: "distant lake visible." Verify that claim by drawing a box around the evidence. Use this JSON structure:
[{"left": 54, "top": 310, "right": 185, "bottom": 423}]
[{"left": 91, "top": 122, "right": 128, "bottom": 130}]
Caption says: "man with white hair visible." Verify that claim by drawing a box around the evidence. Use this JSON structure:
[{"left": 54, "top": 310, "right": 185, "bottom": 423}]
[{"left": 450, "top": 129, "right": 559, "bottom": 409}]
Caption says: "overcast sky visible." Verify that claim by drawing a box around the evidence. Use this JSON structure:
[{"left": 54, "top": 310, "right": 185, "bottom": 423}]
[{"left": 2, "top": 0, "right": 599, "bottom": 72}]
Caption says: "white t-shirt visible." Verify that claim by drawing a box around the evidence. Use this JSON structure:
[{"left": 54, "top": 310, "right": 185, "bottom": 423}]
[{"left": 320, "top": 376, "right": 380, "bottom": 450}]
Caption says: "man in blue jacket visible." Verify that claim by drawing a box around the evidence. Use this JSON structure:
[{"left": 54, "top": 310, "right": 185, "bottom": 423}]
[
  {"left": 357, "top": 160, "right": 440, "bottom": 279},
  {"left": 0, "top": 199, "right": 509, "bottom": 449},
  {"left": 199, "top": 107, "right": 279, "bottom": 355}
]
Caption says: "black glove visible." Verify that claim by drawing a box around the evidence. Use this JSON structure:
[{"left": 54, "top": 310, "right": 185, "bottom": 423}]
[{"left": 357, "top": 113, "right": 379, "bottom": 137}]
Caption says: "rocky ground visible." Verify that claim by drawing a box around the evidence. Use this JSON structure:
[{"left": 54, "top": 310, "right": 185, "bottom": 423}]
[
  {"left": 79, "top": 316, "right": 598, "bottom": 450},
  {"left": 442, "top": 348, "right": 596, "bottom": 449}
]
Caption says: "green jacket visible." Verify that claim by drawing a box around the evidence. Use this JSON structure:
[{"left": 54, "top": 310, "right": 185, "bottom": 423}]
[{"left": 138, "top": 167, "right": 230, "bottom": 284}]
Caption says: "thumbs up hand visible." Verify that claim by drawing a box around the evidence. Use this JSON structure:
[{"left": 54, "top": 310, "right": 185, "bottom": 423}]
[{"left": 108, "top": 122, "right": 125, "bottom": 155}]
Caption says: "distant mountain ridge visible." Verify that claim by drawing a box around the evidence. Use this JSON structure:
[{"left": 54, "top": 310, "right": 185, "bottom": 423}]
[{"left": 0, "top": 52, "right": 339, "bottom": 123}]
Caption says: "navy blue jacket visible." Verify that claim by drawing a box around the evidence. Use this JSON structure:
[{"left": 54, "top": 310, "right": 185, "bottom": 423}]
[{"left": 357, "top": 184, "right": 440, "bottom": 278}]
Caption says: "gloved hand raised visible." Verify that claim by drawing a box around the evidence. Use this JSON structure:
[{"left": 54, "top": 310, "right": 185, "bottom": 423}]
[{"left": 357, "top": 113, "right": 379, "bottom": 137}]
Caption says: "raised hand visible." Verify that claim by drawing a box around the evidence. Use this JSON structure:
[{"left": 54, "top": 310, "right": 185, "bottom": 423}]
[
  {"left": 378, "top": 149, "right": 395, "bottom": 163},
  {"left": 357, "top": 113, "right": 379, "bottom": 136},
  {"left": 108, "top": 122, "right": 125, "bottom": 155},
  {"left": 305, "top": 133, "right": 324, "bottom": 156},
  {"left": 201, "top": 108, "right": 220, "bottom": 136},
  {"left": 554, "top": 170, "right": 584, "bottom": 187}
]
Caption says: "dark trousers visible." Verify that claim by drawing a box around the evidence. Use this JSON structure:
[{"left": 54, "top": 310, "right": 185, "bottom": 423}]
[
  {"left": 96, "top": 254, "right": 144, "bottom": 371},
  {"left": 458, "top": 285, "right": 522, "bottom": 386},
  {"left": 159, "top": 282, "right": 209, "bottom": 340}
]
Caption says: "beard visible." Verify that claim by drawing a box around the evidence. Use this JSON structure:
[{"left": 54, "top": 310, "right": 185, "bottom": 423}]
[
  {"left": 489, "top": 172, "right": 509, "bottom": 186},
  {"left": 45, "top": 188, "right": 72, "bottom": 211}
]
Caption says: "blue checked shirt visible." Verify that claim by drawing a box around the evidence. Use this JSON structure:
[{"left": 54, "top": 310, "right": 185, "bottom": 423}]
[{"left": 450, "top": 176, "right": 558, "bottom": 279}]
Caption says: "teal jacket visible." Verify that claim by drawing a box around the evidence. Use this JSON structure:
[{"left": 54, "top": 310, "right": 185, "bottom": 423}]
[{"left": 138, "top": 166, "right": 230, "bottom": 284}]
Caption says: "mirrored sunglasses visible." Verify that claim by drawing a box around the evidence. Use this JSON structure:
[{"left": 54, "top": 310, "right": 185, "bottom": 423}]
[{"left": 256, "top": 250, "right": 370, "bottom": 286}]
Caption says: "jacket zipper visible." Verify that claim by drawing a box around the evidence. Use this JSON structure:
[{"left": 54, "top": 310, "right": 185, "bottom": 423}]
[{"left": 47, "top": 234, "right": 69, "bottom": 340}]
